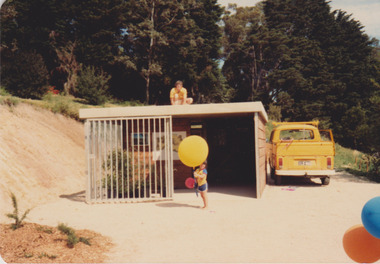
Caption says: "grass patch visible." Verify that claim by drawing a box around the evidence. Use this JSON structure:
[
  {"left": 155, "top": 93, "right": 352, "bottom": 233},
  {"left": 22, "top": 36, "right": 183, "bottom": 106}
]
[
  {"left": 0, "top": 88, "right": 20, "bottom": 108},
  {"left": 24, "top": 253, "right": 34, "bottom": 258},
  {"left": 38, "top": 252, "right": 57, "bottom": 259},
  {"left": 334, "top": 144, "right": 361, "bottom": 169},
  {"left": 36, "top": 225, "right": 53, "bottom": 234},
  {"left": 41, "top": 93, "right": 83, "bottom": 120},
  {"left": 0, "top": 96, "right": 20, "bottom": 108},
  {"left": 335, "top": 144, "right": 380, "bottom": 182},
  {"left": 58, "top": 223, "right": 92, "bottom": 248},
  {"left": 1, "top": 91, "right": 145, "bottom": 121}
]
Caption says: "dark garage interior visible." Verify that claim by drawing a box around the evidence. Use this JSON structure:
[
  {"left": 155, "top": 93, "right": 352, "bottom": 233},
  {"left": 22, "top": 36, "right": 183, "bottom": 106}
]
[{"left": 190, "top": 116, "right": 256, "bottom": 187}]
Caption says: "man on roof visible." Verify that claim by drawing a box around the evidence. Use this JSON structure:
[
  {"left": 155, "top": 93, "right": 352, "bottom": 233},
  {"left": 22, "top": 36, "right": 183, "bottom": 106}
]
[{"left": 170, "top": 80, "right": 193, "bottom": 105}]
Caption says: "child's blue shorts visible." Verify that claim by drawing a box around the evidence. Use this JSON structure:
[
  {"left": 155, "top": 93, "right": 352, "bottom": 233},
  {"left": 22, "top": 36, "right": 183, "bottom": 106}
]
[{"left": 198, "top": 183, "right": 208, "bottom": 192}]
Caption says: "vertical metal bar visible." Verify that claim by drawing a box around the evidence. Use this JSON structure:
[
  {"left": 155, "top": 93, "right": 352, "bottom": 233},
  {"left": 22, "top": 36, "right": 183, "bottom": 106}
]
[
  {"left": 91, "top": 121, "right": 96, "bottom": 200},
  {"left": 159, "top": 118, "right": 163, "bottom": 197},
  {"left": 103, "top": 120, "right": 107, "bottom": 200},
  {"left": 93, "top": 121, "right": 99, "bottom": 200},
  {"left": 89, "top": 121, "right": 93, "bottom": 200},
  {"left": 132, "top": 119, "right": 135, "bottom": 199},
  {"left": 169, "top": 116, "right": 174, "bottom": 198},
  {"left": 166, "top": 118, "right": 169, "bottom": 198},
  {"left": 154, "top": 118, "right": 158, "bottom": 195},
  {"left": 106, "top": 120, "right": 109, "bottom": 200},
  {"left": 109, "top": 120, "right": 113, "bottom": 199},
  {"left": 99, "top": 120, "right": 103, "bottom": 200},
  {"left": 95, "top": 120, "right": 102, "bottom": 200},
  {"left": 84, "top": 120, "right": 90, "bottom": 203},
  {"left": 121, "top": 120, "right": 124, "bottom": 199},
  {"left": 143, "top": 119, "right": 146, "bottom": 198},
  {"left": 137, "top": 119, "right": 141, "bottom": 198},
  {"left": 126, "top": 119, "right": 130, "bottom": 199},
  {"left": 164, "top": 118, "right": 169, "bottom": 198},
  {"left": 115, "top": 120, "right": 119, "bottom": 199},
  {"left": 148, "top": 119, "right": 152, "bottom": 197}
]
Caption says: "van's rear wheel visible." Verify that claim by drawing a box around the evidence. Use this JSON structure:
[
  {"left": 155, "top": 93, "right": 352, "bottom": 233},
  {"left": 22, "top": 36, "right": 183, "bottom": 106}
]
[{"left": 321, "top": 176, "right": 330, "bottom": 185}]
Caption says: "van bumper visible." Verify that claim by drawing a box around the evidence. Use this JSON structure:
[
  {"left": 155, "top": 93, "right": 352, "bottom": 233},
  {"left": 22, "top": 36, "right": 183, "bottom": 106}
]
[{"left": 275, "top": 170, "right": 336, "bottom": 176}]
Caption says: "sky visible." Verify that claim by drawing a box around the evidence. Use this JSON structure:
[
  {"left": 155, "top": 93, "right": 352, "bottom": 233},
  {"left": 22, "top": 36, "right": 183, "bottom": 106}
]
[{"left": 218, "top": 0, "right": 380, "bottom": 40}]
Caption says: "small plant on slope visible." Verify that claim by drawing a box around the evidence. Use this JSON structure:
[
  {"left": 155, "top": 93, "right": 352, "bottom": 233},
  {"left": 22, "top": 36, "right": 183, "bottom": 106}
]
[{"left": 5, "top": 192, "right": 32, "bottom": 230}]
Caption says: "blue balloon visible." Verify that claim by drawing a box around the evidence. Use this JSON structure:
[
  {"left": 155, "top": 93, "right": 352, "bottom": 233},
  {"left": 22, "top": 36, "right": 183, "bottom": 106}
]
[{"left": 362, "top": 196, "right": 380, "bottom": 239}]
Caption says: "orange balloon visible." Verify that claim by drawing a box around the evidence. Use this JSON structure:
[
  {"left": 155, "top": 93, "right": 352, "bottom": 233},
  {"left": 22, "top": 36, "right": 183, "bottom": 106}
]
[{"left": 343, "top": 224, "right": 380, "bottom": 263}]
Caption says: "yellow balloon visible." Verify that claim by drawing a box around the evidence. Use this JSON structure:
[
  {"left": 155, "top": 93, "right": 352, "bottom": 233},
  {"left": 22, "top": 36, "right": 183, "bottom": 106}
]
[{"left": 178, "top": 135, "right": 208, "bottom": 167}]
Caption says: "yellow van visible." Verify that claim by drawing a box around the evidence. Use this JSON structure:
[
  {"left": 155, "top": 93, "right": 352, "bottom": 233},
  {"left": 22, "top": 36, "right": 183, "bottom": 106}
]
[{"left": 266, "top": 121, "right": 335, "bottom": 185}]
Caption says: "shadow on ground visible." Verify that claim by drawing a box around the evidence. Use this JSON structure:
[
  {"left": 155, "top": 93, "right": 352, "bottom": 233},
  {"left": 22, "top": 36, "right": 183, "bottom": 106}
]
[
  {"left": 59, "top": 190, "right": 86, "bottom": 203},
  {"left": 155, "top": 202, "right": 200, "bottom": 209}
]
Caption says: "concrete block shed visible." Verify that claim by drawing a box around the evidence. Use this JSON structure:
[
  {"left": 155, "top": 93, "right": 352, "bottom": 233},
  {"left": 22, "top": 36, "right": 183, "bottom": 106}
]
[{"left": 79, "top": 102, "right": 268, "bottom": 203}]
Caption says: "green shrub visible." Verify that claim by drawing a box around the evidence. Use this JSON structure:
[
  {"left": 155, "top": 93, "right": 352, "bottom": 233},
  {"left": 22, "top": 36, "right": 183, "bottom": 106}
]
[
  {"left": 103, "top": 150, "right": 157, "bottom": 198},
  {"left": 1, "top": 50, "right": 49, "bottom": 99},
  {"left": 5, "top": 193, "right": 32, "bottom": 230},
  {"left": 75, "top": 66, "right": 110, "bottom": 105},
  {"left": 58, "top": 223, "right": 78, "bottom": 248}
]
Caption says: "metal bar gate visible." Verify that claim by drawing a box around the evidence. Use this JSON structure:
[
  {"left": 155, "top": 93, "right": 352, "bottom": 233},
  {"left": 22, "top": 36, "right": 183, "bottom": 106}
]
[{"left": 84, "top": 116, "right": 174, "bottom": 203}]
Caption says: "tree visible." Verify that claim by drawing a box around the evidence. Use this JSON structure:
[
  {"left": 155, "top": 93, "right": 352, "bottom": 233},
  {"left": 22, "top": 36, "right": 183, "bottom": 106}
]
[
  {"left": 1, "top": 0, "right": 127, "bottom": 95},
  {"left": 172, "top": 0, "right": 227, "bottom": 104},
  {"left": 263, "top": 0, "right": 379, "bottom": 151},
  {"left": 51, "top": 38, "right": 81, "bottom": 95},
  {"left": 1, "top": 50, "right": 49, "bottom": 99},
  {"left": 118, "top": 0, "right": 226, "bottom": 104},
  {"left": 222, "top": 4, "right": 284, "bottom": 104},
  {"left": 121, "top": 0, "right": 184, "bottom": 104},
  {"left": 61, "top": 0, "right": 127, "bottom": 68}
]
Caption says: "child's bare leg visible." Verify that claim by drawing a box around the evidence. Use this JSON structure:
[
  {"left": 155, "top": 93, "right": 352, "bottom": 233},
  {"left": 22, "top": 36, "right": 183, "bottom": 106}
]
[{"left": 200, "top": 191, "right": 208, "bottom": 209}]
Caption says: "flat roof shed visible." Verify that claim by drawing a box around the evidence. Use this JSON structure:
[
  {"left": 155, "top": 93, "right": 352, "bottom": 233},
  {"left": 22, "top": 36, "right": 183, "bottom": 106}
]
[{"left": 80, "top": 102, "right": 268, "bottom": 203}]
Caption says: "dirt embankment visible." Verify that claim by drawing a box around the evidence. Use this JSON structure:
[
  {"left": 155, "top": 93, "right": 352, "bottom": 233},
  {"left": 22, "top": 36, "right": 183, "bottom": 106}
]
[{"left": 0, "top": 103, "right": 85, "bottom": 220}]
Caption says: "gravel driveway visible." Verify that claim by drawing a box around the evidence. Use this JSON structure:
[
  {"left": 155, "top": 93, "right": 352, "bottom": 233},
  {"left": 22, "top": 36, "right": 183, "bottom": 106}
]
[{"left": 23, "top": 171, "right": 379, "bottom": 263}]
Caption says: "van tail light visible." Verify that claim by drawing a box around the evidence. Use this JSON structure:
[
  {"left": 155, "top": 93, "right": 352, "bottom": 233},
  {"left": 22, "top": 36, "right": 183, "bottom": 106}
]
[
  {"left": 279, "top": 158, "right": 283, "bottom": 169},
  {"left": 327, "top": 157, "right": 332, "bottom": 169}
]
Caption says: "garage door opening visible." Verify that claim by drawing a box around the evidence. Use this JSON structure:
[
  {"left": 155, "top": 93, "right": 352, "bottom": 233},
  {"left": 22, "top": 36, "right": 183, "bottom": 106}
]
[{"left": 192, "top": 117, "right": 256, "bottom": 192}]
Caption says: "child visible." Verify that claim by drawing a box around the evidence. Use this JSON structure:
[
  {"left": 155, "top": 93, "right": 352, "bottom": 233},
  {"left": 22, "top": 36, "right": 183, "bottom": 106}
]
[{"left": 194, "top": 161, "right": 208, "bottom": 209}]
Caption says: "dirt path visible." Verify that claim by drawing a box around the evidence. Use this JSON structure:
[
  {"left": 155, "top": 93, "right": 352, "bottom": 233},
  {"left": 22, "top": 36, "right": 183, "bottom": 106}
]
[{"left": 1, "top": 103, "right": 379, "bottom": 263}]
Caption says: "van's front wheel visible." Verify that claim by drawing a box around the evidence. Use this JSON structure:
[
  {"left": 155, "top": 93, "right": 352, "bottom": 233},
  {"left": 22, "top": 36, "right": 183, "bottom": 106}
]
[{"left": 321, "top": 176, "right": 330, "bottom": 185}]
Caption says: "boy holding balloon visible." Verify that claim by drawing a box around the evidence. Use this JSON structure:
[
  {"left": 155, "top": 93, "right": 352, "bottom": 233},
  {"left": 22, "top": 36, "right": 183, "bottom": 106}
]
[{"left": 194, "top": 162, "right": 208, "bottom": 209}]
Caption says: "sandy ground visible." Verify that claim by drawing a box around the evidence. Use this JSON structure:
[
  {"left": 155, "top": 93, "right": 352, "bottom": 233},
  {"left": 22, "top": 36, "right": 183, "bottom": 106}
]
[
  {"left": 1, "top": 103, "right": 379, "bottom": 263},
  {"left": 0, "top": 103, "right": 85, "bottom": 215},
  {"left": 2, "top": 173, "right": 378, "bottom": 263}
]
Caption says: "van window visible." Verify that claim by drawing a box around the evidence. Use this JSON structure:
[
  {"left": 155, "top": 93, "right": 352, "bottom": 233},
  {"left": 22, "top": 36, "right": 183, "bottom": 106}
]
[
  {"left": 280, "top": 129, "right": 314, "bottom": 140},
  {"left": 320, "top": 130, "right": 332, "bottom": 141}
]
